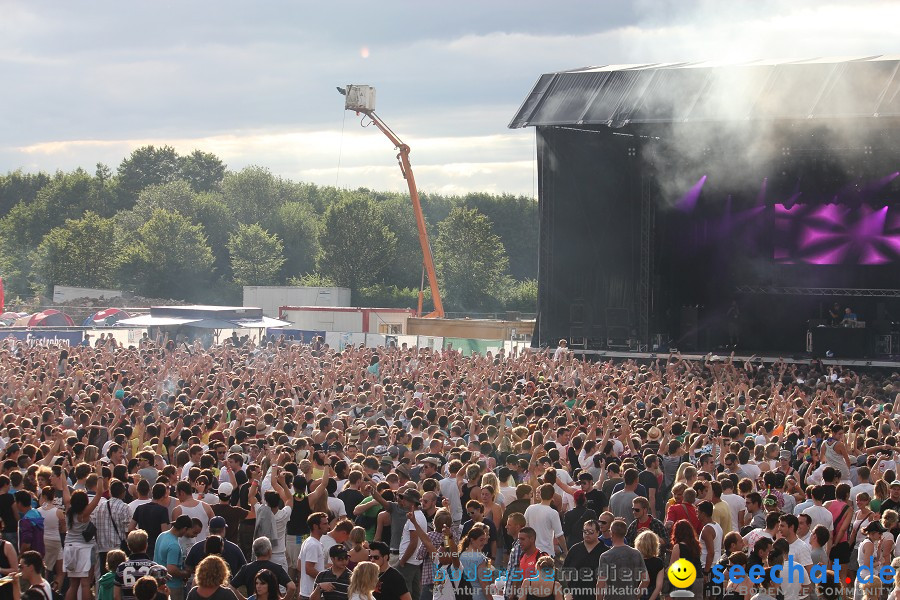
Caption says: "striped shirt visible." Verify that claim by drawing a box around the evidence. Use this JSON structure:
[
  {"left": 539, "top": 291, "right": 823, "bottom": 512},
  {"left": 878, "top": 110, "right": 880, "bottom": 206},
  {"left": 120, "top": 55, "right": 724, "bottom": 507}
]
[{"left": 314, "top": 568, "right": 351, "bottom": 600}]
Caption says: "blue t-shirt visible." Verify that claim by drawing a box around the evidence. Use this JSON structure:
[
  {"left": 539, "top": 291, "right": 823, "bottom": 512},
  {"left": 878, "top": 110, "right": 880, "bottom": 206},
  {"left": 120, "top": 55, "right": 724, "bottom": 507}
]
[{"left": 153, "top": 531, "right": 184, "bottom": 589}]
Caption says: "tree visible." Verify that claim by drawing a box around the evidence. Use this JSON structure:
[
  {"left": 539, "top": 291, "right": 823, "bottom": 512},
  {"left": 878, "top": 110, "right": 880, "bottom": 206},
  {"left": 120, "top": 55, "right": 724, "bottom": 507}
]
[
  {"left": 117, "top": 145, "right": 181, "bottom": 207},
  {"left": 271, "top": 201, "right": 320, "bottom": 279},
  {"left": 220, "top": 166, "right": 299, "bottom": 226},
  {"left": 227, "top": 224, "right": 285, "bottom": 286},
  {"left": 117, "top": 180, "right": 198, "bottom": 232},
  {"left": 178, "top": 150, "right": 226, "bottom": 193},
  {"left": 378, "top": 196, "right": 423, "bottom": 289},
  {"left": 461, "top": 192, "right": 538, "bottom": 280},
  {"left": 0, "top": 170, "right": 50, "bottom": 218},
  {"left": 434, "top": 207, "right": 509, "bottom": 311},
  {"left": 317, "top": 194, "right": 396, "bottom": 292},
  {"left": 116, "top": 209, "right": 215, "bottom": 300},
  {"left": 31, "top": 212, "right": 118, "bottom": 294}
]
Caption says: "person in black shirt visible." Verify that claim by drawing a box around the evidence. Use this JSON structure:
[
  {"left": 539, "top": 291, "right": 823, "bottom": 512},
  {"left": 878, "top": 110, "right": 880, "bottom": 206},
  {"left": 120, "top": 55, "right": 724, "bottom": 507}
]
[
  {"left": 561, "top": 519, "right": 605, "bottom": 600},
  {"left": 881, "top": 481, "right": 900, "bottom": 514},
  {"left": 184, "top": 519, "right": 246, "bottom": 577},
  {"left": 577, "top": 473, "right": 608, "bottom": 515},
  {"left": 562, "top": 491, "right": 597, "bottom": 549},
  {"left": 337, "top": 472, "right": 365, "bottom": 517},
  {"left": 231, "top": 537, "right": 295, "bottom": 598},
  {"left": 369, "top": 541, "right": 410, "bottom": 600},
  {"left": 311, "top": 545, "right": 351, "bottom": 600},
  {"left": 130, "top": 484, "right": 171, "bottom": 555}
]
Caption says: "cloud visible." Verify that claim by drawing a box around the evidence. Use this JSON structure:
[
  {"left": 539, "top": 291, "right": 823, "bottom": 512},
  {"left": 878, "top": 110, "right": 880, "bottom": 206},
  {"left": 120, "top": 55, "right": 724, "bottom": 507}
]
[{"left": 2, "top": 1, "right": 899, "bottom": 195}]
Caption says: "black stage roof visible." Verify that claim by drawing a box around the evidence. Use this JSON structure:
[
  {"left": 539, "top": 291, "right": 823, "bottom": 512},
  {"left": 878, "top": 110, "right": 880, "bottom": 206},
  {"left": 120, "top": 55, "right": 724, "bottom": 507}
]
[{"left": 509, "top": 56, "right": 900, "bottom": 129}]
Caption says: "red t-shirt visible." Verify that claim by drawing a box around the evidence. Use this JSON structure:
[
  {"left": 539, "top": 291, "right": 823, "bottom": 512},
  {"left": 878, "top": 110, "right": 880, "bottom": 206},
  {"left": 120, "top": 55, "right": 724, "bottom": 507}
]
[{"left": 518, "top": 549, "right": 547, "bottom": 580}]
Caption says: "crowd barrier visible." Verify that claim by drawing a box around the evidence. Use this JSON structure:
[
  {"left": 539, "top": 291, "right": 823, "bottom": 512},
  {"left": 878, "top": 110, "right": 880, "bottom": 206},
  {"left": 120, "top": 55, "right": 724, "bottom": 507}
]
[{"left": 1, "top": 326, "right": 530, "bottom": 356}]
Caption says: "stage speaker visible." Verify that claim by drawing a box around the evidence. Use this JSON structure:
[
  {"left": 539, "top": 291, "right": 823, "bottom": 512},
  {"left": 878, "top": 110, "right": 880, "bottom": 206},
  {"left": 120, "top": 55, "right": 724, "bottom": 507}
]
[
  {"left": 607, "top": 325, "right": 629, "bottom": 348},
  {"left": 606, "top": 308, "right": 630, "bottom": 328},
  {"left": 570, "top": 302, "right": 585, "bottom": 325},
  {"left": 679, "top": 307, "right": 699, "bottom": 351}
]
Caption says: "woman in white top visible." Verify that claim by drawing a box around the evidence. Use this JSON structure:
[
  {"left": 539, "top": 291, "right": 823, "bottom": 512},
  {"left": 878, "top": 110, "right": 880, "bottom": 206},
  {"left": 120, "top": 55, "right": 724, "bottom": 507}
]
[
  {"left": 346, "top": 561, "right": 379, "bottom": 600},
  {"left": 37, "top": 486, "right": 66, "bottom": 591},
  {"left": 854, "top": 522, "right": 884, "bottom": 600}
]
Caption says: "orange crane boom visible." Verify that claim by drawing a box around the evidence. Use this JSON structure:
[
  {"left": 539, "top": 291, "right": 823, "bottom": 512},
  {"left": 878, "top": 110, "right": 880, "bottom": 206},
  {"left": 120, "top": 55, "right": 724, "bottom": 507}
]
[{"left": 340, "top": 85, "right": 444, "bottom": 318}]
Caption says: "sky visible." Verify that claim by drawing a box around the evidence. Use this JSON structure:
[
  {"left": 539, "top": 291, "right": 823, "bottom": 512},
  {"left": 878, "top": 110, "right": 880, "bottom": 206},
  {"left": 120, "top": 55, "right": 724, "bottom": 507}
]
[{"left": 2, "top": 1, "right": 900, "bottom": 197}]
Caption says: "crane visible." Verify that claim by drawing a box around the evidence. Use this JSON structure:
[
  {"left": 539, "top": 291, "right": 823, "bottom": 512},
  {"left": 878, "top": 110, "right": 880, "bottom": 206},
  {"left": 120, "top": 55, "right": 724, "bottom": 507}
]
[{"left": 338, "top": 85, "right": 445, "bottom": 318}]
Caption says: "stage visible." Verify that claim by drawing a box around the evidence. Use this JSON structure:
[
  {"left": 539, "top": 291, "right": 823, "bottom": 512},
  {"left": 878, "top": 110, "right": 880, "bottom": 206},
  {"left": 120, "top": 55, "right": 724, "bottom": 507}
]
[
  {"left": 510, "top": 58, "right": 900, "bottom": 355},
  {"left": 567, "top": 349, "right": 900, "bottom": 369}
]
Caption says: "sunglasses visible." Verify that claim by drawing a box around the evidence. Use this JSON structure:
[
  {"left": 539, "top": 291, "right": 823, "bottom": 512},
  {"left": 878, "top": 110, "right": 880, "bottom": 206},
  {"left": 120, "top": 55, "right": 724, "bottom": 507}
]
[{"left": 632, "top": 507, "right": 642, "bottom": 512}]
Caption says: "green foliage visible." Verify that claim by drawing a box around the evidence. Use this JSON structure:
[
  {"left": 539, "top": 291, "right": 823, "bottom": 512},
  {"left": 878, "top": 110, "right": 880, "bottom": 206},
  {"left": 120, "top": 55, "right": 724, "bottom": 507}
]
[
  {"left": 221, "top": 166, "right": 304, "bottom": 227},
  {"left": 460, "top": 193, "right": 538, "bottom": 280},
  {"left": 499, "top": 278, "right": 538, "bottom": 312},
  {"left": 434, "top": 207, "right": 510, "bottom": 311},
  {"left": 317, "top": 194, "right": 396, "bottom": 292},
  {"left": 0, "top": 170, "right": 51, "bottom": 218},
  {"left": 31, "top": 212, "right": 117, "bottom": 294},
  {"left": 178, "top": 150, "right": 226, "bottom": 193},
  {"left": 0, "top": 152, "right": 539, "bottom": 313},
  {"left": 116, "top": 209, "right": 215, "bottom": 300},
  {"left": 117, "top": 145, "right": 181, "bottom": 207},
  {"left": 356, "top": 283, "right": 431, "bottom": 312},
  {"left": 227, "top": 223, "right": 286, "bottom": 286},
  {"left": 378, "top": 196, "right": 423, "bottom": 289},
  {"left": 287, "top": 273, "right": 337, "bottom": 287},
  {"left": 271, "top": 202, "right": 320, "bottom": 280}
]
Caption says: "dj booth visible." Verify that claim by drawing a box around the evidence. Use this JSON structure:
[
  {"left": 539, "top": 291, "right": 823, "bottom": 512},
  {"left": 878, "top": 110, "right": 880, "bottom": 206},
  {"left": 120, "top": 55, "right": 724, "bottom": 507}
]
[{"left": 807, "top": 323, "right": 868, "bottom": 358}]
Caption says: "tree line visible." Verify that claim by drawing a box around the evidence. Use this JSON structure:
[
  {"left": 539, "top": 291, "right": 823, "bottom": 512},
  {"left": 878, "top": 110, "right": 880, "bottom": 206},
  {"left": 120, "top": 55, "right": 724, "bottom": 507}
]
[{"left": 0, "top": 145, "right": 538, "bottom": 313}]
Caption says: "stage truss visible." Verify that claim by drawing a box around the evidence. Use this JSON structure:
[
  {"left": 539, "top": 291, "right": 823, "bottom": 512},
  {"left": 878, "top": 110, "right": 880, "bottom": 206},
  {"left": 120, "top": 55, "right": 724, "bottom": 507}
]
[{"left": 735, "top": 286, "right": 900, "bottom": 297}]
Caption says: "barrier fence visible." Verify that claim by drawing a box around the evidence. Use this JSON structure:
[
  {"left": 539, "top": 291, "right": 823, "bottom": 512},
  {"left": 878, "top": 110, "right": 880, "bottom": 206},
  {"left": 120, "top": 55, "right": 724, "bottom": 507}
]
[{"left": 1, "top": 327, "right": 531, "bottom": 356}]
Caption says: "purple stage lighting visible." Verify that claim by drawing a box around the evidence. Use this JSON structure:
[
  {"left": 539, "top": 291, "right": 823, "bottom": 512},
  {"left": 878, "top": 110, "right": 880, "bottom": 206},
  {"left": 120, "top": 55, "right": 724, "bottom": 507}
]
[
  {"left": 775, "top": 202, "right": 900, "bottom": 265},
  {"left": 676, "top": 176, "right": 707, "bottom": 212}
]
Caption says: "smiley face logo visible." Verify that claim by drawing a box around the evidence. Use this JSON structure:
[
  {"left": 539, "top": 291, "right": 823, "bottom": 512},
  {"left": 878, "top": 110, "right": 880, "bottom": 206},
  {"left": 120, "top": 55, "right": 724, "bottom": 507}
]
[{"left": 667, "top": 558, "right": 697, "bottom": 589}]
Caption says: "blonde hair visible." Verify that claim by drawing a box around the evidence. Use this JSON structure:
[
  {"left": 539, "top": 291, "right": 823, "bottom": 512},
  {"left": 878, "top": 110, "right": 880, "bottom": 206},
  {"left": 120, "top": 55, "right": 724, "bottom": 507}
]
[
  {"left": 195, "top": 555, "right": 230, "bottom": 588},
  {"left": 480, "top": 473, "right": 500, "bottom": 500},
  {"left": 635, "top": 530, "right": 660, "bottom": 559},
  {"left": 882, "top": 509, "right": 899, "bottom": 529},
  {"left": 348, "top": 561, "right": 379, "bottom": 600},
  {"left": 349, "top": 526, "right": 366, "bottom": 550},
  {"left": 536, "top": 556, "right": 555, "bottom": 576},
  {"left": 84, "top": 445, "right": 99, "bottom": 463}
]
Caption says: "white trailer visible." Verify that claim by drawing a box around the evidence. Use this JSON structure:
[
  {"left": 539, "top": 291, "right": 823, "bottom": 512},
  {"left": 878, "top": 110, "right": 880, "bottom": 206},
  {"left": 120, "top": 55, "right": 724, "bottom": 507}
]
[
  {"left": 279, "top": 306, "right": 413, "bottom": 334},
  {"left": 242, "top": 286, "right": 351, "bottom": 318}
]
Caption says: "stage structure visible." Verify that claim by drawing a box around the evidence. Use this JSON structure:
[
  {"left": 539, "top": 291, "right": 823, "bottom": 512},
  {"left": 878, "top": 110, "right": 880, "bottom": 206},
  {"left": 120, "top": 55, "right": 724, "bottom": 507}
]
[{"left": 511, "top": 57, "right": 900, "bottom": 355}]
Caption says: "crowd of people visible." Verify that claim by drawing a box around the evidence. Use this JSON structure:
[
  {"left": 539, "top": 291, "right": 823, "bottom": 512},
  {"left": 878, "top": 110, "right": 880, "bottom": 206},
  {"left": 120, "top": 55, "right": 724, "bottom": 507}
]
[{"left": 0, "top": 333, "right": 899, "bottom": 600}]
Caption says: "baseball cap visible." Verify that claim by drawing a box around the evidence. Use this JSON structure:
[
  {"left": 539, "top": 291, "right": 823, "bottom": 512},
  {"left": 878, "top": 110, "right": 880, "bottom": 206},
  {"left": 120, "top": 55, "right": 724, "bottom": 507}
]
[
  {"left": 209, "top": 516, "right": 227, "bottom": 531},
  {"left": 329, "top": 545, "right": 349, "bottom": 558},
  {"left": 401, "top": 489, "right": 422, "bottom": 505},
  {"left": 218, "top": 482, "right": 234, "bottom": 497}
]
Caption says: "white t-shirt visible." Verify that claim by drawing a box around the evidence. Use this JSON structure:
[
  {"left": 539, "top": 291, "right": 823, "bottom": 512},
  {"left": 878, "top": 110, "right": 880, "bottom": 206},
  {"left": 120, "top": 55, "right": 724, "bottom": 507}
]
[
  {"left": 721, "top": 493, "right": 745, "bottom": 531},
  {"left": 298, "top": 536, "right": 325, "bottom": 597},
  {"left": 400, "top": 510, "right": 427, "bottom": 566},
  {"left": 741, "top": 463, "right": 761, "bottom": 481},
  {"left": 439, "top": 477, "right": 462, "bottom": 523},
  {"left": 256, "top": 504, "right": 293, "bottom": 555},
  {"left": 802, "top": 505, "right": 832, "bottom": 533},
  {"left": 327, "top": 496, "right": 347, "bottom": 519},
  {"left": 321, "top": 534, "right": 337, "bottom": 566},
  {"left": 128, "top": 498, "right": 151, "bottom": 518},
  {"left": 781, "top": 538, "right": 812, "bottom": 600},
  {"left": 523, "top": 503, "right": 563, "bottom": 555},
  {"left": 850, "top": 482, "right": 875, "bottom": 502}
]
